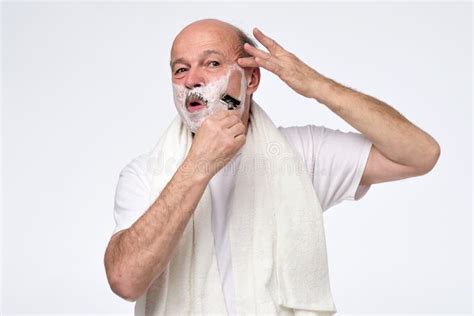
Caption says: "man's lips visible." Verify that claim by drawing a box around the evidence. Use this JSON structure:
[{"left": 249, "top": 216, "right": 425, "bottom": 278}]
[
  {"left": 186, "top": 93, "right": 208, "bottom": 112},
  {"left": 187, "top": 102, "right": 206, "bottom": 112}
]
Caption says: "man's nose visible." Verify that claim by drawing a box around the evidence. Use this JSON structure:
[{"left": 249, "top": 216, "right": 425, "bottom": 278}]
[{"left": 184, "top": 68, "right": 205, "bottom": 89}]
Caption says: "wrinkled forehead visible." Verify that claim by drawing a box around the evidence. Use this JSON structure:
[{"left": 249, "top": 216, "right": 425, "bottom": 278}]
[{"left": 170, "top": 26, "right": 241, "bottom": 63}]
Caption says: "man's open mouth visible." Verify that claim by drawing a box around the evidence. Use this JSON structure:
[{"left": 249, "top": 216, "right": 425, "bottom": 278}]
[{"left": 186, "top": 92, "right": 208, "bottom": 113}]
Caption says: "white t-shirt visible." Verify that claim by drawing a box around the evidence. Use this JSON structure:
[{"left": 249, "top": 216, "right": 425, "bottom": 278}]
[{"left": 111, "top": 124, "right": 373, "bottom": 314}]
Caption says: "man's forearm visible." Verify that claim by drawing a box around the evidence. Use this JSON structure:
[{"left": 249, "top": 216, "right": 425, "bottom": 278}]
[
  {"left": 311, "top": 74, "right": 440, "bottom": 171},
  {"left": 104, "top": 157, "right": 210, "bottom": 301}
]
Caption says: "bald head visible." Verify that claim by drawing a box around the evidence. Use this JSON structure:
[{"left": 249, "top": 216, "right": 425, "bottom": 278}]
[{"left": 171, "top": 19, "right": 256, "bottom": 65}]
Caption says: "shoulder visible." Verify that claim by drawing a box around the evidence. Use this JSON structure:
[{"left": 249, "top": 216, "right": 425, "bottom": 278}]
[
  {"left": 116, "top": 150, "right": 154, "bottom": 192},
  {"left": 278, "top": 124, "right": 325, "bottom": 141},
  {"left": 119, "top": 151, "right": 152, "bottom": 177},
  {"left": 277, "top": 124, "right": 339, "bottom": 168},
  {"left": 278, "top": 124, "right": 366, "bottom": 143},
  {"left": 278, "top": 124, "right": 370, "bottom": 157},
  {"left": 278, "top": 124, "right": 324, "bottom": 162},
  {"left": 278, "top": 124, "right": 373, "bottom": 211},
  {"left": 278, "top": 124, "right": 338, "bottom": 150}
]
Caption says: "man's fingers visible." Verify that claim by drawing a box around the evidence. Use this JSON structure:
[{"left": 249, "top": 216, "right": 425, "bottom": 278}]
[
  {"left": 228, "top": 121, "right": 245, "bottom": 137},
  {"left": 212, "top": 109, "right": 235, "bottom": 120},
  {"left": 253, "top": 27, "right": 284, "bottom": 55},
  {"left": 244, "top": 43, "right": 271, "bottom": 60},
  {"left": 207, "top": 110, "right": 226, "bottom": 122},
  {"left": 234, "top": 134, "right": 246, "bottom": 146},
  {"left": 221, "top": 111, "right": 241, "bottom": 128},
  {"left": 255, "top": 56, "right": 281, "bottom": 75},
  {"left": 237, "top": 57, "right": 259, "bottom": 68}
]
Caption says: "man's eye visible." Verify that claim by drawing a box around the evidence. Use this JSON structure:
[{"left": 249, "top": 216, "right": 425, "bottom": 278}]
[
  {"left": 208, "top": 61, "right": 220, "bottom": 67},
  {"left": 175, "top": 68, "right": 187, "bottom": 75}
]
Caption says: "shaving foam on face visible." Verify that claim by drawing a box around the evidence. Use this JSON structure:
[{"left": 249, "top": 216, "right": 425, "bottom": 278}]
[{"left": 172, "top": 64, "right": 248, "bottom": 133}]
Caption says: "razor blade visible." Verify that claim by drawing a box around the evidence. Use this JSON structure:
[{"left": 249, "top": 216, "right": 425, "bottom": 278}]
[{"left": 220, "top": 94, "right": 241, "bottom": 110}]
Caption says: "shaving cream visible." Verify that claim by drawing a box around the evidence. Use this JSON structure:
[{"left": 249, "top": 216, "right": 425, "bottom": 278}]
[{"left": 172, "top": 64, "right": 248, "bottom": 134}]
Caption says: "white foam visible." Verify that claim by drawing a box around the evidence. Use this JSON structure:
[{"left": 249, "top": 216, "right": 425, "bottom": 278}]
[{"left": 172, "top": 64, "right": 248, "bottom": 133}]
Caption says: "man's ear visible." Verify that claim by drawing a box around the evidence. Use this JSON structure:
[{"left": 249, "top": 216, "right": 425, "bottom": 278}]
[{"left": 246, "top": 67, "right": 260, "bottom": 95}]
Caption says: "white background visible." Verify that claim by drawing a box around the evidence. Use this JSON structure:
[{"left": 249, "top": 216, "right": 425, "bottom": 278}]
[{"left": 2, "top": 1, "right": 472, "bottom": 314}]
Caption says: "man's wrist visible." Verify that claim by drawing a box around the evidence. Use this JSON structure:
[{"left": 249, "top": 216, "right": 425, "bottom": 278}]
[{"left": 179, "top": 156, "right": 213, "bottom": 185}]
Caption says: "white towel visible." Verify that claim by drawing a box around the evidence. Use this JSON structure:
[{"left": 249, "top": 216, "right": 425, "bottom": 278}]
[{"left": 135, "top": 100, "right": 337, "bottom": 315}]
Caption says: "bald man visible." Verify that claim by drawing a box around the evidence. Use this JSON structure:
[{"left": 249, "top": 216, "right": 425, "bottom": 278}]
[{"left": 104, "top": 19, "right": 440, "bottom": 314}]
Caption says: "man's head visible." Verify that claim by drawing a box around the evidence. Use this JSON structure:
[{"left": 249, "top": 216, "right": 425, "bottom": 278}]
[{"left": 170, "top": 19, "right": 260, "bottom": 133}]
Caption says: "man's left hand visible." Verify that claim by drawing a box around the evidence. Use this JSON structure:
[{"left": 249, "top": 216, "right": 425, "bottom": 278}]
[{"left": 237, "top": 27, "right": 323, "bottom": 99}]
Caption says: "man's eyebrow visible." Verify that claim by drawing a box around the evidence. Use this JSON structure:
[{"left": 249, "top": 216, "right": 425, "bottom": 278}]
[
  {"left": 170, "top": 58, "right": 187, "bottom": 69},
  {"left": 170, "top": 49, "right": 225, "bottom": 69}
]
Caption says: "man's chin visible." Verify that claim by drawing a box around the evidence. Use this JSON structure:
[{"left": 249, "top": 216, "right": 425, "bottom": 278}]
[{"left": 183, "top": 118, "right": 205, "bottom": 135}]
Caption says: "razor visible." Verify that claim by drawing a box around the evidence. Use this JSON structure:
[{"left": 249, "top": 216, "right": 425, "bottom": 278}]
[{"left": 220, "top": 94, "right": 241, "bottom": 110}]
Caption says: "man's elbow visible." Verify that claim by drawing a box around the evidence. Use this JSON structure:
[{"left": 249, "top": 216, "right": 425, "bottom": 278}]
[
  {"left": 106, "top": 268, "right": 143, "bottom": 302},
  {"left": 104, "top": 243, "right": 143, "bottom": 302},
  {"left": 110, "top": 278, "right": 142, "bottom": 302},
  {"left": 416, "top": 141, "right": 441, "bottom": 175}
]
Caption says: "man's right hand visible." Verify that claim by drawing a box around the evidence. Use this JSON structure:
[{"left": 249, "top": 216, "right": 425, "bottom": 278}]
[{"left": 186, "top": 110, "right": 246, "bottom": 180}]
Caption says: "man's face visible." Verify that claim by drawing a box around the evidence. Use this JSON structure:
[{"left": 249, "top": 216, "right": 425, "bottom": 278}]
[
  {"left": 170, "top": 25, "right": 241, "bottom": 89},
  {"left": 170, "top": 23, "right": 248, "bottom": 133}
]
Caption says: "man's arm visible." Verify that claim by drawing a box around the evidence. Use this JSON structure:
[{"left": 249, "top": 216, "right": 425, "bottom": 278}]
[
  {"left": 104, "top": 110, "right": 245, "bottom": 302},
  {"left": 238, "top": 28, "right": 440, "bottom": 184},
  {"left": 104, "top": 156, "right": 209, "bottom": 302},
  {"left": 311, "top": 76, "right": 440, "bottom": 184}
]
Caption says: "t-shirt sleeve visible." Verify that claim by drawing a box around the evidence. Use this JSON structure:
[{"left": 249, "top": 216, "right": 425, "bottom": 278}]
[
  {"left": 278, "top": 124, "right": 373, "bottom": 212},
  {"left": 112, "top": 153, "right": 153, "bottom": 236}
]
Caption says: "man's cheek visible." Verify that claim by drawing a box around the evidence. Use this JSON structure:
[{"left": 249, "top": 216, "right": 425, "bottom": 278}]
[
  {"left": 172, "top": 84, "right": 187, "bottom": 108},
  {"left": 225, "top": 68, "right": 244, "bottom": 103}
]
